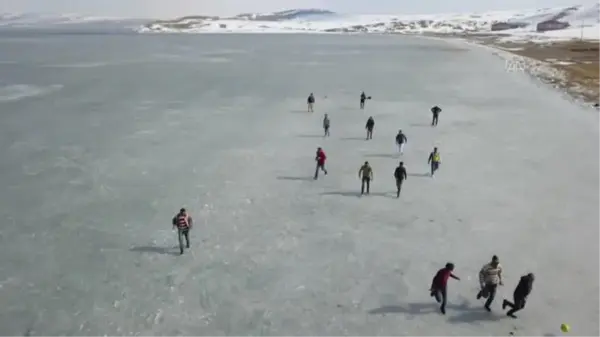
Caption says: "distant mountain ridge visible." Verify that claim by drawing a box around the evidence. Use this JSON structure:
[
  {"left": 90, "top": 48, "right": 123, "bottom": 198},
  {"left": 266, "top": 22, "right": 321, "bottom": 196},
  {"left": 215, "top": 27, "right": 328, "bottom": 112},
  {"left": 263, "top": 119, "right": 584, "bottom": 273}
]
[{"left": 137, "top": 3, "right": 600, "bottom": 36}]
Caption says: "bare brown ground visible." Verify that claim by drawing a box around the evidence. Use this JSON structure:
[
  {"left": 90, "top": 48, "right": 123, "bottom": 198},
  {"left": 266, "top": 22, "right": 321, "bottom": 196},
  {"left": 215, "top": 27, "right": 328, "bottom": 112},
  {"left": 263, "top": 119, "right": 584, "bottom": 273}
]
[{"left": 469, "top": 36, "right": 599, "bottom": 104}]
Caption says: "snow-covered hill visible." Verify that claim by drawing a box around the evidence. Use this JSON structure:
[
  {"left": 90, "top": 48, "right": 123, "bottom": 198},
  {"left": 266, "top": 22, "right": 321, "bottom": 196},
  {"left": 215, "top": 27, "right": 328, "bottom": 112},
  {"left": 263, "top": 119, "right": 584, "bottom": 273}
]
[
  {"left": 0, "top": 13, "right": 131, "bottom": 26},
  {"left": 136, "top": 4, "right": 600, "bottom": 40}
]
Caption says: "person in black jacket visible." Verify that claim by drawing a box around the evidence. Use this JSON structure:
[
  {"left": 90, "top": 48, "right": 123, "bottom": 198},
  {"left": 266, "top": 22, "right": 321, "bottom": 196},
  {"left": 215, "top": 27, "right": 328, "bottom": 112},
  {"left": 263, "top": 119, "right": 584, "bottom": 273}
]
[
  {"left": 431, "top": 106, "right": 441, "bottom": 126},
  {"left": 395, "top": 130, "right": 407, "bottom": 155},
  {"left": 394, "top": 161, "right": 407, "bottom": 198},
  {"left": 365, "top": 116, "right": 375, "bottom": 140},
  {"left": 360, "top": 91, "right": 367, "bottom": 109},
  {"left": 503, "top": 273, "right": 534, "bottom": 318},
  {"left": 307, "top": 93, "right": 315, "bottom": 112}
]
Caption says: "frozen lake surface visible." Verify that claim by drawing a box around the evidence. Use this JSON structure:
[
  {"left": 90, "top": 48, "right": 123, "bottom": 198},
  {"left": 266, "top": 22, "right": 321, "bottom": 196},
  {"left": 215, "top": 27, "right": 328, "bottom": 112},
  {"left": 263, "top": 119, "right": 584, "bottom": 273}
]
[{"left": 0, "top": 32, "right": 598, "bottom": 335}]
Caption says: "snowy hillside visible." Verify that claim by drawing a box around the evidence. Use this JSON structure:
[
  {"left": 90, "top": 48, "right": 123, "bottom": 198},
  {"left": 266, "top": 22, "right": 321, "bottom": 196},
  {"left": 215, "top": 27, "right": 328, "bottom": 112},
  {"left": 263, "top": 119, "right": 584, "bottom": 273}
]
[
  {"left": 0, "top": 13, "right": 131, "bottom": 27},
  {"left": 137, "top": 4, "right": 600, "bottom": 40}
]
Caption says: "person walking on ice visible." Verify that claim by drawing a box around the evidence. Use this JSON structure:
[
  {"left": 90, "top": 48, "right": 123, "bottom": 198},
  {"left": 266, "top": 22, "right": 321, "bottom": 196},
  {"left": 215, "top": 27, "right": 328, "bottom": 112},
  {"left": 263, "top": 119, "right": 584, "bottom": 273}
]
[
  {"left": 358, "top": 161, "right": 373, "bottom": 195},
  {"left": 307, "top": 93, "right": 315, "bottom": 112},
  {"left": 360, "top": 91, "right": 367, "bottom": 109},
  {"left": 431, "top": 105, "right": 441, "bottom": 126},
  {"left": 503, "top": 273, "right": 534, "bottom": 318},
  {"left": 394, "top": 161, "right": 407, "bottom": 198},
  {"left": 430, "top": 262, "right": 461, "bottom": 314},
  {"left": 314, "top": 147, "right": 328, "bottom": 180},
  {"left": 172, "top": 208, "right": 193, "bottom": 255},
  {"left": 427, "top": 147, "right": 441, "bottom": 177},
  {"left": 477, "top": 255, "right": 503, "bottom": 312},
  {"left": 323, "top": 114, "right": 330, "bottom": 137},
  {"left": 395, "top": 129, "right": 407, "bottom": 155},
  {"left": 365, "top": 116, "right": 375, "bottom": 140}
]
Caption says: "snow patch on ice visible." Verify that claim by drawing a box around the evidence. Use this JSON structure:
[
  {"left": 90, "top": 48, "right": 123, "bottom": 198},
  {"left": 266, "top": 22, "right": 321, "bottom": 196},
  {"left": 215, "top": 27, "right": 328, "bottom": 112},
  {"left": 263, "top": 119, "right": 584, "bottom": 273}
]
[{"left": 0, "top": 84, "right": 63, "bottom": 103}]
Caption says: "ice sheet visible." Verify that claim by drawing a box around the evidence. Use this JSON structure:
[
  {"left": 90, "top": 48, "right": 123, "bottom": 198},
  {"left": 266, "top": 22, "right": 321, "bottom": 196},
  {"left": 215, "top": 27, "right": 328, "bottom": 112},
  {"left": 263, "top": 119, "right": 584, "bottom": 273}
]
[{"left": 0, "top": 33, "right": 597, "bottom": 336}]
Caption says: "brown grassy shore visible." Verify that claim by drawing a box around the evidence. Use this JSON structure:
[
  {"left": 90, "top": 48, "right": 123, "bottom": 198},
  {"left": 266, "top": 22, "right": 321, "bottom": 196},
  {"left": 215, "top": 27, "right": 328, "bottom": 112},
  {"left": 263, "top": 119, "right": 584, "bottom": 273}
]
[{"left": 465, "top": 35, "right": 599, "bottom": 105}]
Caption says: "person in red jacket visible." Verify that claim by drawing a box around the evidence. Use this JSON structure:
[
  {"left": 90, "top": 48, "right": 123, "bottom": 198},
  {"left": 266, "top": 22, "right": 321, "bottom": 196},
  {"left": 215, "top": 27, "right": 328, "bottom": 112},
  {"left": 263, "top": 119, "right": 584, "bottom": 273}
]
[
  {"left": 430, "top": 262, "right": 460, "bottom": 314},
  {"left": 314, "top": 147, "right": 328, "bottom": 180}
]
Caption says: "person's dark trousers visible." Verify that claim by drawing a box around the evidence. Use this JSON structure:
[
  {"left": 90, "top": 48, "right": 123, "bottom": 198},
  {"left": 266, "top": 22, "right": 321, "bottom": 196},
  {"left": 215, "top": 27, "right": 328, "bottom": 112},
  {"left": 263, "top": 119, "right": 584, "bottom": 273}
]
[
  {"left": 477, "top": 284, "right": 498, "bottom": 310},
  {"left": 314, "top": 163, "right": 327, "bottom": 179},
  {"left": 360, "top": 100, "right": 365, "bottom": 109},
  {"left": 366, "top": 128, "right": 373, "bottom": 140},
  {"left": 324, "top": 127, "right": 330, "bottom": 137},
  {"left": 178, "top": 228, "right": 190, "bottom": 254},
  {"left": 431, "top": 287, "right": 448, "bottom": 314},
  {"left": 504, "top": 295, "right": 526, "bottom": 318},
  {"left": 432, "top": 114, "right": 439, "bottom": 126},
  {"left": 396, "top": 178, "right": 404, "bottom": 197},
  {"left": 430, "top": 162, "right": 439, "bottom": 176},
  {"left": 361, "top": 177, "right": 371, "bottom": 194}
]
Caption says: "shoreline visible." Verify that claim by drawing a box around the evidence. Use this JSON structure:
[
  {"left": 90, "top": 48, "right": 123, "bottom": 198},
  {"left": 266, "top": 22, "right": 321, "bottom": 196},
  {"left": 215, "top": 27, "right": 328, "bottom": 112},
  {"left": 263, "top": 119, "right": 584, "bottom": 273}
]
[{"left": 447, "top": 34, "right": 599, "bottom": 107}]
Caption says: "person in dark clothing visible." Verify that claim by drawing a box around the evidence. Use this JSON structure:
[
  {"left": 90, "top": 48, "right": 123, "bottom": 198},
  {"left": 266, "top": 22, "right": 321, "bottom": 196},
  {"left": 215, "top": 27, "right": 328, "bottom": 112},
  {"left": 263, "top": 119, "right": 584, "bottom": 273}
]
[
  {"left": 427, "top": 147, "right": 441, "bottom": 177},
  {"left": 358, "top": 161, "right": 373, "bottom": 195},
  {"left": 360, "top": 91, "right": 367, "bottom": 109},
  {"left": 172, "top": 208, "right": 193, "bottom": 255},
  {"left": 365, "top": 116, "right": 375, "bottom": 140},
  {"left": 307, "top": 93, "right": 315, "bottom": 112},
  {"left": 314, "top": 147, "right": 328, "bottom": 179},
  {"left": 431, "top": 106, "right": 441, "bottom": 126},
  {"left": 395, "top": 130, "right": 407, "bottom": 155},
  {"left": 394, "top": 161, "right": 407, "bottom": 198},
  {"left": 323, "top": 114, "right": 330, "bottom": 137},
  {"left": 430, "top": 262, "right": 461, "bottom": 314},
  {"left": 503, "top": 273, "right": 534, "bottom": 318}
]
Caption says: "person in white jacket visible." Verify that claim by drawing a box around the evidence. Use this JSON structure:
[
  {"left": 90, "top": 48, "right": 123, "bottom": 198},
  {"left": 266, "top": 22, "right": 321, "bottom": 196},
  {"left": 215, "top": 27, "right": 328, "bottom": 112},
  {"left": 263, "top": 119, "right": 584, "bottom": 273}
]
[{"left": 477, "top": 255, "right": 503, "bottom": 311}]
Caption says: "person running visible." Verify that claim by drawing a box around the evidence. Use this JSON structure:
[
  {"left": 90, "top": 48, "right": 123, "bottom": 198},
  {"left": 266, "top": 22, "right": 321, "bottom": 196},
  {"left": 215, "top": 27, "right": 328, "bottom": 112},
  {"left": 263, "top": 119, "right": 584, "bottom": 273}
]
[
  {"left": 172, "top": 208, "right": 193, "bottom": 255},
  {"left": 395, "top": 129, "right": 407, "bottom": 155},
  {"left": 431, "top": 105, "right": 441, "bottom": 126},
  {"left": 314, "top": 147, "right": 328, "bottom": 179},
  {"left": 477, "top": 255, "right": 504, "bottom": 312},
  {"left": 358, "top": 161, "right": 373, "bottom": 195},
  {"left": 323, "top": 114, "right": 330, "bottom": 137},
  {"left": 430, "top": 262, "right": 461, "bottom": 315},
  {"left": 503, "top": 273, "right": 534, "bottom": 318},
  {"left": 427, "top": 147, "right": 441, "bottom": 177},
  {"left": 394, "top": 161, "right": 407, "bottom": 197},
  {"left": 360, "top": 91, "right": 367, "bottom": 109},
  {"left": 307, "top": 93, "right": 315, "bottom": 112},
  {"left": 365, "top": 116, "right": 375, "bottom": 140}
]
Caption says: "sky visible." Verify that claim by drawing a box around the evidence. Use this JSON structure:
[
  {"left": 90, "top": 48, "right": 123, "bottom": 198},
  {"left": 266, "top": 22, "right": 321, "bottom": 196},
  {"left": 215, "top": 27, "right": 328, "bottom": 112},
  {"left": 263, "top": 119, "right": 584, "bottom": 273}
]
[{"left": 0, "top": 0, "right": 589, "bottom": 18}]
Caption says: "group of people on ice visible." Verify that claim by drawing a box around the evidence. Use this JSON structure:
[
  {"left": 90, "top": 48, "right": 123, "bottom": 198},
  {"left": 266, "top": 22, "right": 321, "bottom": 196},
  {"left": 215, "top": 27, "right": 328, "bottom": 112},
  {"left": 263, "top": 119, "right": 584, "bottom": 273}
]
[{"left": 430, "top": 255, "right": 535, "bottom": 318}]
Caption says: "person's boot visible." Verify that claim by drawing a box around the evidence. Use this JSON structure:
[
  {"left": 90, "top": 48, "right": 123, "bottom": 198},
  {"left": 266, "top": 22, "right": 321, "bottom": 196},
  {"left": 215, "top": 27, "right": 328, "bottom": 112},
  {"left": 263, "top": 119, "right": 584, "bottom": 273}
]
[
  {"left": 484, "top": 305, "right": 491, "bottom": 312},
  {"left": 502, "top": 300, "right": 508, "bottom": 310},
  {"left": 440, "top": 306, "right": 446, "bottom": 315}
]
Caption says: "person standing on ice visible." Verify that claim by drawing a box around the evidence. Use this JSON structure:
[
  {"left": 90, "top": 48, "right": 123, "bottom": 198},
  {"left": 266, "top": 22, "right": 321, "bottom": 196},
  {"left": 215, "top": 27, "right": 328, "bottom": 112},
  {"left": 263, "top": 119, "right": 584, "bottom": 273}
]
[
  {"left": 395, "top": 130, "right": 407, "bottom": 155},
  {"left": 358, "top": 161, "right": 373, "bottom": 195},
  {"left": 314, "top": 147, "right": 328, "bottom": 180},
  {"left": 394, "top": 161, "right": 407, "bottom": 198},
  {"left": 172, "top": 208, "right": 193, "bottom": 255},
  {"left": 430, "top": 262, "right": 460, "bottom": 314},
  {"left": 431, "top": 105, "right": 441, "bottom": 126},
  {"left": 477, "top": 255, "right": 503, "bottom": 312},
  {"left": 307, "top": 93, "right": 315, "bottom": 112},
  {"left": 503, "top": 273, "right": 534, "bottom": 318},
  {"left": 323, "top": 114, "right": 330, "bottom": 137},
  {"left": 360, "top": 91, "right": 367, "bottom": 109},
  {"left": 427, "top": 147, "right": 441, "bottom": 177},
  {"left": 365, "top": 116, "right": 375, "bottom": 140}
]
